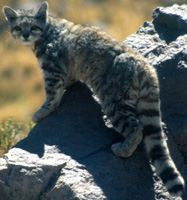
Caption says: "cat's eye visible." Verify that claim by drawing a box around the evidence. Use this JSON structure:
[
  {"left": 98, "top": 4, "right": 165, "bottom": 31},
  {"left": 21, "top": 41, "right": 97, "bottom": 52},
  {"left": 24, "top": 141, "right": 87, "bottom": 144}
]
[
  {"left": 31, "top": 26, "right": 40, "bottom": 31},
  {"left": 14, "top": 26, "right": 21, "bottom": 31}
]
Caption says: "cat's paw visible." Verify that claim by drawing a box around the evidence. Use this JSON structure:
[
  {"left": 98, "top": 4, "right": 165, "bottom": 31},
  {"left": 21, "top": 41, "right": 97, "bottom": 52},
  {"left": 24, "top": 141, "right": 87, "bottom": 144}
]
[
  {"left": 32, "top": 108, "right": 52, "bottom": 123},
  {"left": 32, "top": 110, "right": 43, "bottom": 123},
  {"left": 111, "top": 142, "right": 132, "bottom": 158}
]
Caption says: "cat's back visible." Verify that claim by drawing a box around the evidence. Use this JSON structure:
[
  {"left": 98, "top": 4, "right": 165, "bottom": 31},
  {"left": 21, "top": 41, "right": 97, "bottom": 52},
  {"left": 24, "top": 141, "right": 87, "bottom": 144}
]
[{"left": 63, "top": 22, "right": 130, "bottom": 56}]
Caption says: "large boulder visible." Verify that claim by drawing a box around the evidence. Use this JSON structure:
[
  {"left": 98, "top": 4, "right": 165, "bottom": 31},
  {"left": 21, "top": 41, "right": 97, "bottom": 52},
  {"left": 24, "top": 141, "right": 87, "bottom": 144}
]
[
  {"left": 0, "top": 4, "right": 186, "bottom": 200},
  {"left": 124, "top": 4, "right": 187, "bottom": 163}
]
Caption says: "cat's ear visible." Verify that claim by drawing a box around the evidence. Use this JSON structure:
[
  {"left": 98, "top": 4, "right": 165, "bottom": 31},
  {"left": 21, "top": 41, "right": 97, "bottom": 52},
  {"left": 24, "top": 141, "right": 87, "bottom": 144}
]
[
  {"left": 36, "top": 2, "right": 48, "bottom": 22},
  {"left": 3, "top": 6, "right": 18, "bottom": 23}
]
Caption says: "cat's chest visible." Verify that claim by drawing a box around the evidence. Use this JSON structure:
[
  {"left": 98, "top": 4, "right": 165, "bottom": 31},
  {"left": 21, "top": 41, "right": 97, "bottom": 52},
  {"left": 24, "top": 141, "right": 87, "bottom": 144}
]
[{"left": 36, "top": 44, "right": 58, "bottom": 69}]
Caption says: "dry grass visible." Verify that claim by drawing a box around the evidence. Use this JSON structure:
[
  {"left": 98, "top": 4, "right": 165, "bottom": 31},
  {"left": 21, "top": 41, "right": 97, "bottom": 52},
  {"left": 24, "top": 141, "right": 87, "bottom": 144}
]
[{"left": 0, "top": 39, "right": 44, "bottom": 123}]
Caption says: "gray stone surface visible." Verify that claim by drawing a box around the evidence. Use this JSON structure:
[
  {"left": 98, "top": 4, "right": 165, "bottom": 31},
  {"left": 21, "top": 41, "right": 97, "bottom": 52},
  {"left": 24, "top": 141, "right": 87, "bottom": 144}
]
[
  {"left": 152, "top": 4, "right": 187, "bottom": 30},
  {"left": 0, "top": 4, "right": 187, "bottom": 200},
  {"left": 125, "top": 4, "right": 187, "bottom": 164},
  {"left": 0, "top": 83, "right": 155, "bottom": 200}
]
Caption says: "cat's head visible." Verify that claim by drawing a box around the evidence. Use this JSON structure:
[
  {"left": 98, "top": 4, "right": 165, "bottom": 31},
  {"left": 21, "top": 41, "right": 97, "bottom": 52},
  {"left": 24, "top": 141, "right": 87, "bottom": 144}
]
[{"left": 3, "top": 2, "right": 48, "bottom": 46}]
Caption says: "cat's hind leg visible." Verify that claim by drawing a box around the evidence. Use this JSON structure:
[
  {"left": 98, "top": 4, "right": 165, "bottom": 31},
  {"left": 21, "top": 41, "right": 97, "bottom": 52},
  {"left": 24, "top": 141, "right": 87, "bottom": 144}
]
[
  {"left": 107, "top": 91, "right": 143, "bottom": 157},
  {"left": 111, "top": 120, "right": 143, "bottom": 157}
]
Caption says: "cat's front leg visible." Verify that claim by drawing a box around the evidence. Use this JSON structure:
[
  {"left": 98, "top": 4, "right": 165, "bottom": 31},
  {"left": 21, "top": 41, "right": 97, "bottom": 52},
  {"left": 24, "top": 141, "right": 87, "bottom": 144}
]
[{"left": 32, "top": 70, "right": 66, "bottom": 123}]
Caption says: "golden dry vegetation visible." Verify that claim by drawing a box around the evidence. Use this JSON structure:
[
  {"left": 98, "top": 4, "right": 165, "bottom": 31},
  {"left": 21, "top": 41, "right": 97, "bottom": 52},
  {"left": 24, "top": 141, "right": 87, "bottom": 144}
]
[{"left": 0, "top": 0, "right": 185, "bottom": 154}]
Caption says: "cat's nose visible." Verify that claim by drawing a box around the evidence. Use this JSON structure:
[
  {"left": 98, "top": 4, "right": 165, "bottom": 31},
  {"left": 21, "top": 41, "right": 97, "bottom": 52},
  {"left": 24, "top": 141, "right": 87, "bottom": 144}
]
[{"left": 23, "top": 32, "right": 30, "bottom": 39}]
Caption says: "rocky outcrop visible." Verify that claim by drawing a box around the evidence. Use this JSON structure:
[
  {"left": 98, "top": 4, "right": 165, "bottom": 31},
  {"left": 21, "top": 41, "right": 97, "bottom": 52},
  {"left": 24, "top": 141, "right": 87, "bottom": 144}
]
[
  {"left": 124, "top": 4, "right": 187, "bottom": 164},
  {"left": 0, "top": 4, "right": 187, "bottom": 200},
  {"left": 0, "top": 83, "right": 155, "bottom": 200}
]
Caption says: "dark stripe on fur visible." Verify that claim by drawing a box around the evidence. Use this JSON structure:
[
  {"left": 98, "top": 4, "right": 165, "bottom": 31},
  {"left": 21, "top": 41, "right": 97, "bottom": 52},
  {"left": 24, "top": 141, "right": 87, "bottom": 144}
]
[
  {"left": 159, "top": 167, "right": 179, "bottom": 184},
  {"left": 141, "top": 80, "right": 150, "bottom": 90},
  {"left": 139, "top": 95, "right": 158, "bottom": 103},
  {"left": 112, "top": 114, "right": 131, "bottom": 128},
  {"left": 138, "top": 109, "right": 160, "bottom": 117},
  {"left": 55, "top": 84, "right": 63, "bottom": 89},
  {"left": 43, "top": 66, "right": 62, "bottom": 74},
  {"left": 168, "top": 184, "right": 184, "bottom": 194},
  {"left": 112, "top": 115, "right": 124, "bottom": 127},
  {"left": 121, "top": 121, "right": 130, "bottom": 133},
  {"left": 149, "top": 145, "right": 168, "bottom": 163},
  {"left": 151, "top": 135, "right": 163, "bottom": 140},
  {"left": 131, "top": 84, "right": 139, "bottom": 91},
  {"left": 107, "top": 109, "right": 115, "bottom": 119},
  {"left": 36, "top": 43, "right": 47, "bottom": 58},
  {"left": 143, "top": 125, "right": 161, "bottom": 137},
  {"left": 138, "top": 71, "right": 146, "bottom": 81},
  {"left": 119, "top": 104, "right": 136, "bottom": 113},
  {"left": 47, "top": 82, "right": 58, "bottom": 88},
  {"left": 141, "top": 80, "right": 158, "bottom": 90},
  {"left": 45, "top": 88, "right": 56, "bottom": 95},
  {"left": 45, "top": 77, "right": 59, "bottom": 83}
]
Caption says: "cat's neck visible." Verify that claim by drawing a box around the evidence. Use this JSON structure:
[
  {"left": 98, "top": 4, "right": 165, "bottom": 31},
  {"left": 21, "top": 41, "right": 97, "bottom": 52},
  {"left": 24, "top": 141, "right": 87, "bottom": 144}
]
[
  {"left": 31, "top": 16, "right": 74, "bottom": 57},
  {"left": 31, "top": 18, "right": 56, "bottom": 54}
]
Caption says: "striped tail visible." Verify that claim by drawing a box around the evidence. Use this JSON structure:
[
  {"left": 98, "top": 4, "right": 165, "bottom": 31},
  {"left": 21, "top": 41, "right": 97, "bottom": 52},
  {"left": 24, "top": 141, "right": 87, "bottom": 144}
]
[{"left": 137, "top": 73, "right": 185, "bottom": 197}]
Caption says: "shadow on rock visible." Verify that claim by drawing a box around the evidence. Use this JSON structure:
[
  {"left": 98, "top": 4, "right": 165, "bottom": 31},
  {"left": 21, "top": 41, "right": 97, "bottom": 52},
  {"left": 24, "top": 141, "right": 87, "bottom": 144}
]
[{"left": 15, "top": 82, "right": 155, "bottom": 200}]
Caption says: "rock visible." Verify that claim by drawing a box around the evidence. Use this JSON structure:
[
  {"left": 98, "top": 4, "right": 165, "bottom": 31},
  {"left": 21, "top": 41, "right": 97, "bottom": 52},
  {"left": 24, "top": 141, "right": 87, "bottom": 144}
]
[
  {"left": 125, "top": 4, "right": 187, "bottom": 199},
  {"left": 124, "top": 4, "right": 187, "bottom": 162},
  {"left": 152, "top": 4, "right": 187, "bottom": 31},
  {"left": 0, "top": 4, "right": 187, "bottom": 200},
  {"left": 0, "top": 83, "right": 155, "bottom": 200}
]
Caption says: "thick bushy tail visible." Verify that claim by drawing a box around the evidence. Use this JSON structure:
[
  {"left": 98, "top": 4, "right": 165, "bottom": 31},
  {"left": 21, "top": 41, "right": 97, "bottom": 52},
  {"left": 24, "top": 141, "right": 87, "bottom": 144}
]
[{"left": 137, "top": 70, "right": 185, "bottom": 197}]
